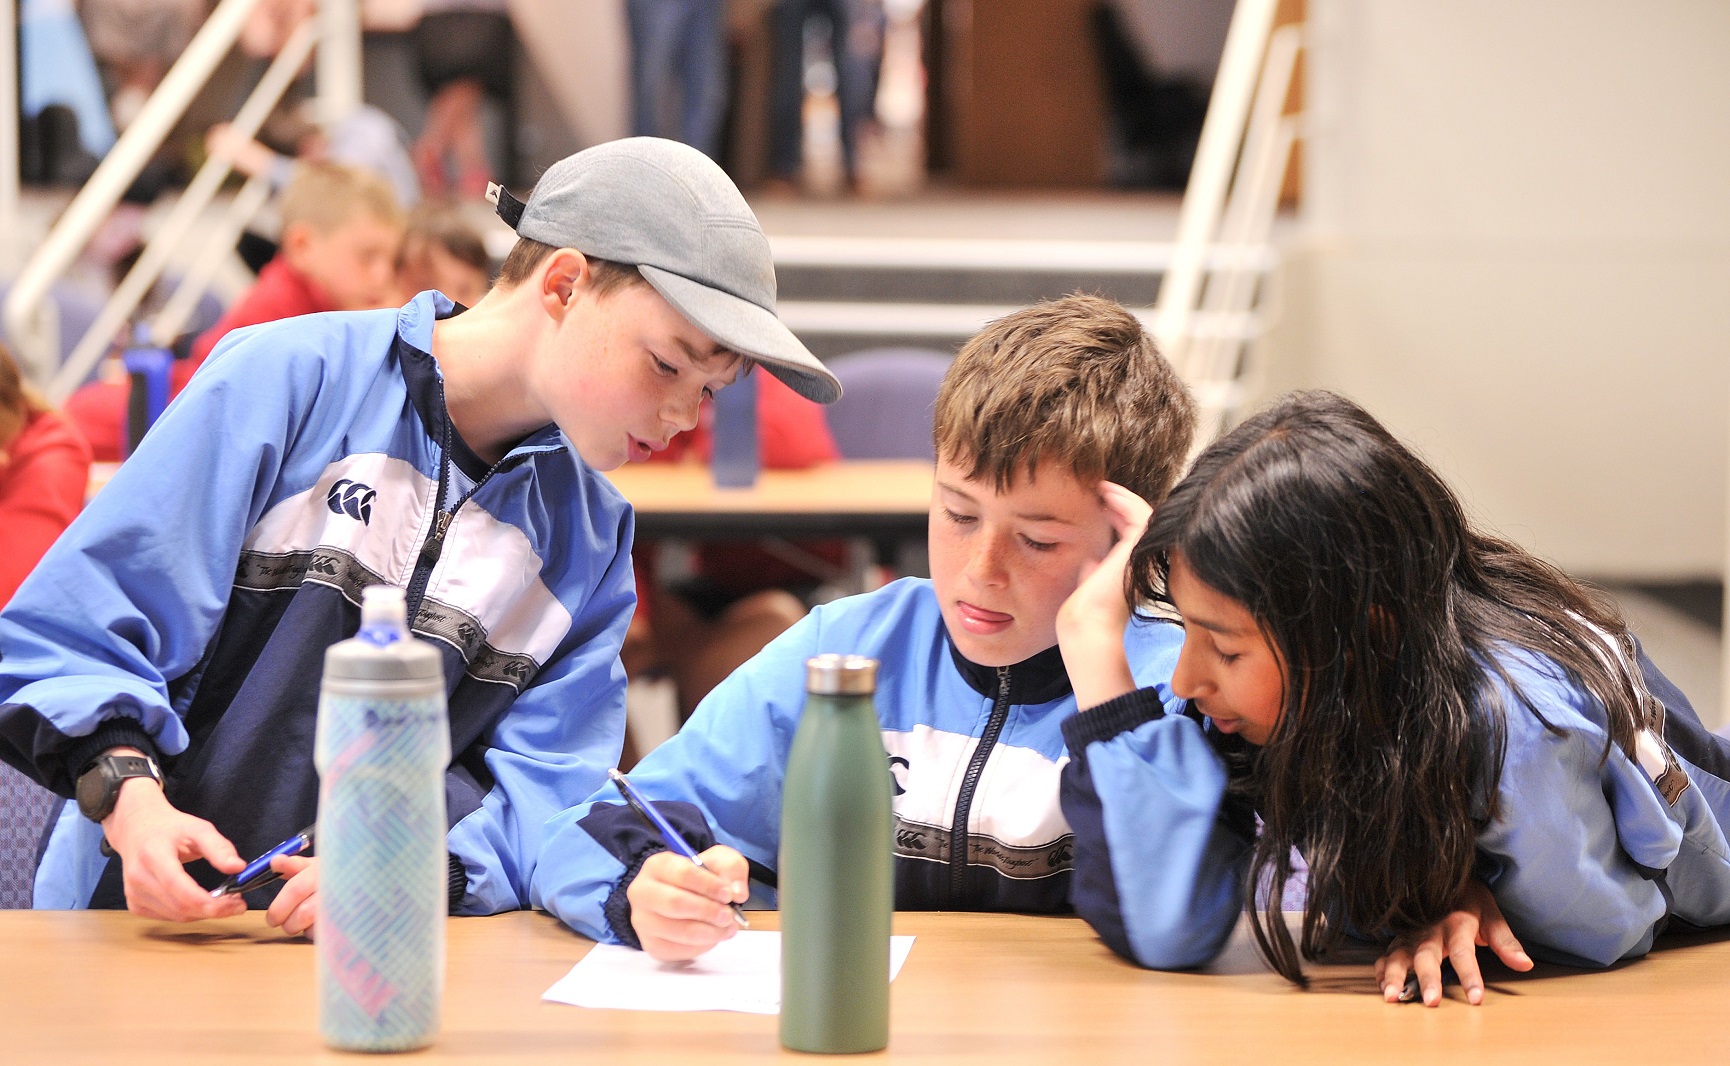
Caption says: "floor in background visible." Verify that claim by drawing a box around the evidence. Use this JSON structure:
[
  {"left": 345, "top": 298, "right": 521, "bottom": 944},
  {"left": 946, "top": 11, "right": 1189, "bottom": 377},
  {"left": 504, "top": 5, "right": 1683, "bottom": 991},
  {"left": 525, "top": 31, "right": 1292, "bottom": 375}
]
[
  {"left": 1600, "top": 581, "right": 1723, "bottom": 730},
  {"left": 749, "top": 188, "right": 1183, "bottom": 240}
]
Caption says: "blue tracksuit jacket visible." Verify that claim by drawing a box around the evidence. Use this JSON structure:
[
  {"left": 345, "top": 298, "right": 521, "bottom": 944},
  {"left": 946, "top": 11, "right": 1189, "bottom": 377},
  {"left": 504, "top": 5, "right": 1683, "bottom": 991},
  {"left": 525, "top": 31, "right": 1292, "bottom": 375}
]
[
  {"left": 0, "top": 290, "right": 634, "bottom": 914},
  {"left": 530, "top": 577, "right": 1185, "bottom": 945},
  {"left": 1062, "top": 640, "right": 1730, "bottom": 970}
]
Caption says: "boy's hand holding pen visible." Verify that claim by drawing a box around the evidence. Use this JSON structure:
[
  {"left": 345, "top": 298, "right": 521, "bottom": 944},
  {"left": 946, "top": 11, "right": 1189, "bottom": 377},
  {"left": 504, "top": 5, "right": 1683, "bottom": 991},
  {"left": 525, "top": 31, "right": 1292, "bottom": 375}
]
[
  {"left": 609, "top": 769, "right": 752, "bottom": 963},
  {"left": 209, "top": 825, "right": 322, "bottom": 939},
  {"left": 211, "top": 826, "right": 315, "bottom": 898}
]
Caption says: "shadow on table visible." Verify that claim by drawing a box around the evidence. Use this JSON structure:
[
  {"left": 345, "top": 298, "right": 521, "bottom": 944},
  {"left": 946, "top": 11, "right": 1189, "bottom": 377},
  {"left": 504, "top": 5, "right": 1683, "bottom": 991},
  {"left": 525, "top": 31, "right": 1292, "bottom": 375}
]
[{"left": 145, "top": 924, "right": 308, "bottom": 948}]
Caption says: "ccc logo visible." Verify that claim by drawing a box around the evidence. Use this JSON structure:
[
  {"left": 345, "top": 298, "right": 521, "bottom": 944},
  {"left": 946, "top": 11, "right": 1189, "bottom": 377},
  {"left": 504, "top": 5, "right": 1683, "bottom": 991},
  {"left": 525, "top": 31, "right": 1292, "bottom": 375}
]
[{"left": 326, "top": 479, "right": 377, "bottom": 525}]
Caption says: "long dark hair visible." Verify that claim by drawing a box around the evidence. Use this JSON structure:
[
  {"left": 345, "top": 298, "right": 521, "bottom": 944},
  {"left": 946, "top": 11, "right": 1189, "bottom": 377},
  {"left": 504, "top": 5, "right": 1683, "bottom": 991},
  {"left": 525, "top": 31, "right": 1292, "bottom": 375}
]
[{"left": 1131, "top": 390, "right": 1655, "bottom": 985}]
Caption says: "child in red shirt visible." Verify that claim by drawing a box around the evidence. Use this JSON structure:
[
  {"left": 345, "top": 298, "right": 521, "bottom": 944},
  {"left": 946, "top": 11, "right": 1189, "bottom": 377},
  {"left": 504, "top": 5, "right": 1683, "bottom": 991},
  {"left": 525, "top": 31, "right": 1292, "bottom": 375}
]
[
  {"left": 0, "top": 344, "right": 93, "bottom": 608},
  {"left": 66, "top": 161, "right": 406, "bottom": 460}
]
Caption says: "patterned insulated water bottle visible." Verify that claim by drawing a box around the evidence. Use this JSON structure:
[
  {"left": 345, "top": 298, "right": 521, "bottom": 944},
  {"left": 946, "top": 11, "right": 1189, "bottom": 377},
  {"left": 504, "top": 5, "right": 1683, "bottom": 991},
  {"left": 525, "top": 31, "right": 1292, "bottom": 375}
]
[
  {"left": 779, "top": 654, "right": 893, "bottom": 1053},
  {"left": 315, "top": 585, "right": 449, "bottom": 1052}
]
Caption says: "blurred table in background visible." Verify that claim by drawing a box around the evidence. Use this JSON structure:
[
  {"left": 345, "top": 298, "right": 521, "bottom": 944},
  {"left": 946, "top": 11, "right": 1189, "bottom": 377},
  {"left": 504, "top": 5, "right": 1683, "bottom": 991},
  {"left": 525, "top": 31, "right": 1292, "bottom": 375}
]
[{"left": 603, "top": 459, "right": 933, "bottom": 540}]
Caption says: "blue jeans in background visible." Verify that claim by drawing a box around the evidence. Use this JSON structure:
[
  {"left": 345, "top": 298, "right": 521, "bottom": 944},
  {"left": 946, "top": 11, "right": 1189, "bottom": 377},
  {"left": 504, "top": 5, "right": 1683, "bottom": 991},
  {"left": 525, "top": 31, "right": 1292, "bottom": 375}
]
[
  {"left": 627, "top": 0, "right": 730, "bottom": 162},
  {"left": 767, "top": 0, "right": 883, "bottom": 182}
]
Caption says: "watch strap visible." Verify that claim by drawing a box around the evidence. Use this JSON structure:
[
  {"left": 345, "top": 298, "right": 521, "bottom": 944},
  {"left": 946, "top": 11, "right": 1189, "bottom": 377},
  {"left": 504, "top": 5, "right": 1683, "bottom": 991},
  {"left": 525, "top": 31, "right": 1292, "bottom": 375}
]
[{"left": 102, "top": 755, "right": 160, "bottom": 782}]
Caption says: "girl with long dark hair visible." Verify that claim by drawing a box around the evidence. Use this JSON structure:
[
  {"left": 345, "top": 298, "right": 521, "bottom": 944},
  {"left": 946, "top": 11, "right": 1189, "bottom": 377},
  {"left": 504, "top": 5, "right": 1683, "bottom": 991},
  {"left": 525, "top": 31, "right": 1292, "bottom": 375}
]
[{"left": 1055, "top": 390, "right": 1730, "bottom": 1004}]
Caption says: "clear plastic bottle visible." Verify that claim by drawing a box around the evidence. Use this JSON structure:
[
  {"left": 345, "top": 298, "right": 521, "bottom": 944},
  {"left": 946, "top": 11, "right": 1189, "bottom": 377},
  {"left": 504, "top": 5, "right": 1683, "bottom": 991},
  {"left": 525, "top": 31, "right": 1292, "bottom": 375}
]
[
  {"left": 315, "top": 586, "right": 449, "bottom": 1052},
  {"left": 779, "top": 653, "right": 893, "bottom": 1053}
]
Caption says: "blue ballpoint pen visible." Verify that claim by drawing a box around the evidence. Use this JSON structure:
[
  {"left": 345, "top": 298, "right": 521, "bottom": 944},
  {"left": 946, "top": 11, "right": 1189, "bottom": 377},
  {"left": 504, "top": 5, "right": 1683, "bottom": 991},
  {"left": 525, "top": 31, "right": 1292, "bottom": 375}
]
[
  {"left": 209, "top": 825, "right": 316, "bottom": 898},
  {"left": 607, "top": 769, "right": 749, "bottom": 928}
]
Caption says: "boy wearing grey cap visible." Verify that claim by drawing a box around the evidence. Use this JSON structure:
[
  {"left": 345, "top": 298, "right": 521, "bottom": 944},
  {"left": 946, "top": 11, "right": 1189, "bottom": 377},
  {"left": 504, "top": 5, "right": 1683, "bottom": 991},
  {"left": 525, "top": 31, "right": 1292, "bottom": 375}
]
[{"left": 0, "top": 138, "right": 838, "bottom": 935}]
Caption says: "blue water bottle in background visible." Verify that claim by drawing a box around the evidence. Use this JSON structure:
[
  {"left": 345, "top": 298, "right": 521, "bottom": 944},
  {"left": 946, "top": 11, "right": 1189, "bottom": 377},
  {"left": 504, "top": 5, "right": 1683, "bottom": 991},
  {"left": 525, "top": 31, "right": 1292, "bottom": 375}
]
[
  {"left": 121, "top": 325, "right": 172, "bottom": 457},
  {"left": 315, "top": 586, "right": 449, "bottom": 1052},
  {"left": 710, "top": 366, "right": 759, "bottom": 488}
]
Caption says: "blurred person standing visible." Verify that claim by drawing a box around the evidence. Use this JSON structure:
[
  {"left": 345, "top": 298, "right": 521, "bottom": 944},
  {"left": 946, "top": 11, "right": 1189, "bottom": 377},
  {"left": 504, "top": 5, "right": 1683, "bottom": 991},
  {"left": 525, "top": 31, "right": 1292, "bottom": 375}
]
[
  {"left": 411, "top": 0, "right": 518, "bottom": 197},
  {"left": 79, "top": 0, "right": 208, "bottom": 132},
  {"left": 627, "top": 0, "right": 728, "bottom": 161},
  {"left": 766, "top": 0, "right": 882, "bottom": 192},
  {"left": 0, "top": 344, "right": 93, "bottom": 609}
]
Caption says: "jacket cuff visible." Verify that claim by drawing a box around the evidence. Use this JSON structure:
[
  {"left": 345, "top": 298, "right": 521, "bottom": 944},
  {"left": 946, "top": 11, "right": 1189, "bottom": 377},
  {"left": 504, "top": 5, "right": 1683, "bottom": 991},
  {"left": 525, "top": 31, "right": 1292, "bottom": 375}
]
[
  {"left": 602, "top": 845, "right": 667, "bottom": 950},
  {"left": 447, "top": 853, "right": 467, "bottom": 912},
  {"left": 1061, "top": 687, "right": 1167, "bottom": 753},
  {"left": 66, "top": 719, "right": 163, "bottom": 783}
]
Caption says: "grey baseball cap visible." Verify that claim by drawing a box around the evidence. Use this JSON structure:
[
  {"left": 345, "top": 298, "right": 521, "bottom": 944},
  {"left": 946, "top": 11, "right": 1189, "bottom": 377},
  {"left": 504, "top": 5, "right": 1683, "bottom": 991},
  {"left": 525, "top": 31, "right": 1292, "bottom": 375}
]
[{"left": 488, "top": 137, "right": 840, "bottom": 404}]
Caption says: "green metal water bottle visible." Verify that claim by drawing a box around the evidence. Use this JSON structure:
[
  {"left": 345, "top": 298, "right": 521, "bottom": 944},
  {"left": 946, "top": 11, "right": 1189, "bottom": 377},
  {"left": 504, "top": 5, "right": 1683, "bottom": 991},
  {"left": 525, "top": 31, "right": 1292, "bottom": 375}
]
[{"left": 779, "top": 654, "right": 893, "bottom": 1054}]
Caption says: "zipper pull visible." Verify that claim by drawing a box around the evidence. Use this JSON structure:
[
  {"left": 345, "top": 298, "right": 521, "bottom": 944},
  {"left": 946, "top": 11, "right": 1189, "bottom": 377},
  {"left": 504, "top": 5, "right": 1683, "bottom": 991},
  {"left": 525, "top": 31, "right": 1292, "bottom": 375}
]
[{"left": 419, "top": 510, "right": 452, "bottom": 569}]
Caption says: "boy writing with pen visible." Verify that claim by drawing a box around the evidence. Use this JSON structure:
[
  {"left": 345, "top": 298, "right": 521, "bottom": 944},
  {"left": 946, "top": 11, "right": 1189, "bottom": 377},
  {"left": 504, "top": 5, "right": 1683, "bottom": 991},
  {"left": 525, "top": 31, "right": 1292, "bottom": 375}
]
[
  {"left": 531, "top": 295, "right": 1196, "bottom": 958},
  {"left": 0, "top": 138, "right": 839, "bottom": 930}
]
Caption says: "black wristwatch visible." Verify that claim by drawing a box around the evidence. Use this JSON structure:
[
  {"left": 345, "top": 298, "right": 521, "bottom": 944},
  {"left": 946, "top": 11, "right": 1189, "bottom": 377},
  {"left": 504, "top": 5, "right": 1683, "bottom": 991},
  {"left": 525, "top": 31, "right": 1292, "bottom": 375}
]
[{"left": 75, "top": 753, "right": 163, "bottom": 823}]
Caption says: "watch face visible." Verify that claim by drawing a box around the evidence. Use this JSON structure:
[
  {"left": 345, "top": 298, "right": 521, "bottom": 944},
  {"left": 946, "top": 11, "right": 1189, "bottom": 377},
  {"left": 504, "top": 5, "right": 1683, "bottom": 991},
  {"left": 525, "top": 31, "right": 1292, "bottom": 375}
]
[{"left": 76, "top": 764, "right": 112, "bottom": 821}]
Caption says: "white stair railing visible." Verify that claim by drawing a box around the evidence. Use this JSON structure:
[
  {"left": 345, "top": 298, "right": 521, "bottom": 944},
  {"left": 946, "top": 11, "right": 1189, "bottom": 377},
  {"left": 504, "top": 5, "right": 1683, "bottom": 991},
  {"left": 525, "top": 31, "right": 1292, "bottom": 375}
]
[
  {"left": 3, "top": 0, "right": 359, "bottom": 399},
  {"left": 1155, "top": 0, "right": 1301, "bottom": 442},
  {"left": 0, "top": 1, "right": 20, "bottom": 276},
  {"left": 1180, "top": 22, "right": 1304, "bottom": 443}
]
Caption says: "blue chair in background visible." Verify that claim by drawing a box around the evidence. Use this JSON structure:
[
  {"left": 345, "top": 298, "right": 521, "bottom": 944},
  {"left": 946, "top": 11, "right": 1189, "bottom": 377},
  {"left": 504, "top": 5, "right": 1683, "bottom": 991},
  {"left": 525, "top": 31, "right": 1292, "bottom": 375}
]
[
  {"left": 0, "top": 761, "right": 61, "bottom": 908},
  {"left": 0, "top": 281, "right": 105, "bottom": 382},
  {"left": 824, "top": 347, "right": 951, "bottom": 583},
  {"left": 823, "top": 347, "right": 953, "bottom": 461}
]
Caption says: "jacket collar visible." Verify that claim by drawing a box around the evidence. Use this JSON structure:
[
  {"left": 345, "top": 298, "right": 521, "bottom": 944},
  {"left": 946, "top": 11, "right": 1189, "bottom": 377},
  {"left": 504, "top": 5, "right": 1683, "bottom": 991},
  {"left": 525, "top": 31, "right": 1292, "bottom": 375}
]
[
  {"left": 395, "top": 292, "right": 563, "bottom": 477},
  {"left": 944, "top": 628, "right": 1073, "bottom": 705}
]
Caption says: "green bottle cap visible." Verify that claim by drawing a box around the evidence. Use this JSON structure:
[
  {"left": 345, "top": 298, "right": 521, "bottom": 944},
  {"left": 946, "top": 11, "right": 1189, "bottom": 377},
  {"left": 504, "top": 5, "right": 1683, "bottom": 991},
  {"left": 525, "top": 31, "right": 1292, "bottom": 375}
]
[{"left": 804, "top": 654, "right": 878, "bottom": 695}]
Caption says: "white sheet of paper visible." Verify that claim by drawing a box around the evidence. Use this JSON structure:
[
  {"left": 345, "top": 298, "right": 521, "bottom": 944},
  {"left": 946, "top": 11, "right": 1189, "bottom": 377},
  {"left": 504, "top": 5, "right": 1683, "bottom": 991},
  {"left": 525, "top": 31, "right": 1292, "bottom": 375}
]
[{"left": 542, "top": 931, "right": 917, "bottom": 1015}]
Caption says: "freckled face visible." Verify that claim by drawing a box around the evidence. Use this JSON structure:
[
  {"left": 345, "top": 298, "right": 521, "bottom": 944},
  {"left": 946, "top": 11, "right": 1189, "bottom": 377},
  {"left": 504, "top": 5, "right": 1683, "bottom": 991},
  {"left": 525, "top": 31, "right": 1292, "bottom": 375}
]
[
  {"left": 1166, "top": 552, "right": 1286, "bottom": 744},
  {"left": 532, "top": 280, "right": 740, "bottom": 472},
  {"left": 928, "top": 458, "right": 1115, "bottom": 667}
]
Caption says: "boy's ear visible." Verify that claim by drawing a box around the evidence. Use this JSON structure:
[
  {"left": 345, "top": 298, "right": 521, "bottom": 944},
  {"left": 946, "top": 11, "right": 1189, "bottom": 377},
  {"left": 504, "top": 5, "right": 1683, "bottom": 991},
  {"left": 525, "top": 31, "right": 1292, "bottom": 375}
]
[
  {"left": 279, "top": 220, "right": 316, "bottom": 269},
  {"left": 539, "top": 248, "right": 590, "bottom": 317}
]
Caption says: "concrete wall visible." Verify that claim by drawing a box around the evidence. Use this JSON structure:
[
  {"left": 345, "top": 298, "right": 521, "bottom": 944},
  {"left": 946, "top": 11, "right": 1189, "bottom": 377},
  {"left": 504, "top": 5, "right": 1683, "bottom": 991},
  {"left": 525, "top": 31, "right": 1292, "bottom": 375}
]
[{"left": 1258, "top": 0, "right": 1730, "bottom": 578}]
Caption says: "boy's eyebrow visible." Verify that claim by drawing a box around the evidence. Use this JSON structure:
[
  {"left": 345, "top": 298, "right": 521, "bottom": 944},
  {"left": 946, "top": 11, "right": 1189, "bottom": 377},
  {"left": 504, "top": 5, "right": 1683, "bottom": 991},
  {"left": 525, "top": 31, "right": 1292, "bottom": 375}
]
[
  {"left": 935, "top": 480, "right": 1077, "bottom": 525},
  {"left": 673, "top": 336, "right": 746, "bottom": 382}
]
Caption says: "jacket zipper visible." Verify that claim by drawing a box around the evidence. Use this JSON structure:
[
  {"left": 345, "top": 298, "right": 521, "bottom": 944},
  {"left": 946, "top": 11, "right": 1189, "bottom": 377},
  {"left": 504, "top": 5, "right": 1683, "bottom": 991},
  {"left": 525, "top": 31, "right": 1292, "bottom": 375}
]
[
  {"left": 947, "top": 665, "right": 1014, "bottom": 903},
  {"left": 403, "top": 380, "right": 520, "bottom": 621}
]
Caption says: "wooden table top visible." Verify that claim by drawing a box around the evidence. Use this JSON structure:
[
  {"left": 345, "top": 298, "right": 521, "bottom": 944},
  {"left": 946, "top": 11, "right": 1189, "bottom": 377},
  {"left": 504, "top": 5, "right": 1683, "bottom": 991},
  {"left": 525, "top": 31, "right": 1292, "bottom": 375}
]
[{"left": 1, "top": 907, "right": 1725, "bottom": 1063}]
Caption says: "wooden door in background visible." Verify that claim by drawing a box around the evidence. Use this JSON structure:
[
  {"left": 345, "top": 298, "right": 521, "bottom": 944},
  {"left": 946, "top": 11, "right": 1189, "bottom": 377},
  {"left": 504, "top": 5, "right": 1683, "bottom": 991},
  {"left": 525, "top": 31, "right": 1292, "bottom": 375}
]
[{"left": 941, "top": 0, "right": 1108, "bottom": 188}]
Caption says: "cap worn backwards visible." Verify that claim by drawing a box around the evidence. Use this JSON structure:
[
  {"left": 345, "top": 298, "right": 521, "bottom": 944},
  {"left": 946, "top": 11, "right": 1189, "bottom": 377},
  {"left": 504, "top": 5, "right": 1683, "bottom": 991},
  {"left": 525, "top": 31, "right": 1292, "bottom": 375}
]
[{"left": 489, "top": 137, "right": 840, "bottom": 404}]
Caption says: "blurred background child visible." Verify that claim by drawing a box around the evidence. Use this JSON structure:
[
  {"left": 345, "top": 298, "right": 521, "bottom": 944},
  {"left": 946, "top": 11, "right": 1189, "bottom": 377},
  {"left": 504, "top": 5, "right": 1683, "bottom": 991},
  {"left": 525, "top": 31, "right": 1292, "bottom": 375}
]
[
  {"left": 0, "top": 342, "right": 92, "bottom": 609},
  {"left": 65, "top": 161, "right": 406, "bottom": 461},
  {"left": 396, "top": 200, "right": 492, "bottom": 308}
]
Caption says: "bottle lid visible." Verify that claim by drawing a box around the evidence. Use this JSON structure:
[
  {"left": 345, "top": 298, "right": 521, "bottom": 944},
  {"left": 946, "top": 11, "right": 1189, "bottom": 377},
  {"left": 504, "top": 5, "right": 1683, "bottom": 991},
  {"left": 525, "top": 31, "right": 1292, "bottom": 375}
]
[
  {"left": 805, "top": 654, "right": 878, "bottom": 695},
  {"left": 324, "top": 585, "right": 442, "bottom": 684},
  {"left": 360, "top": 585, "right": 408, "bottom": 632}
]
